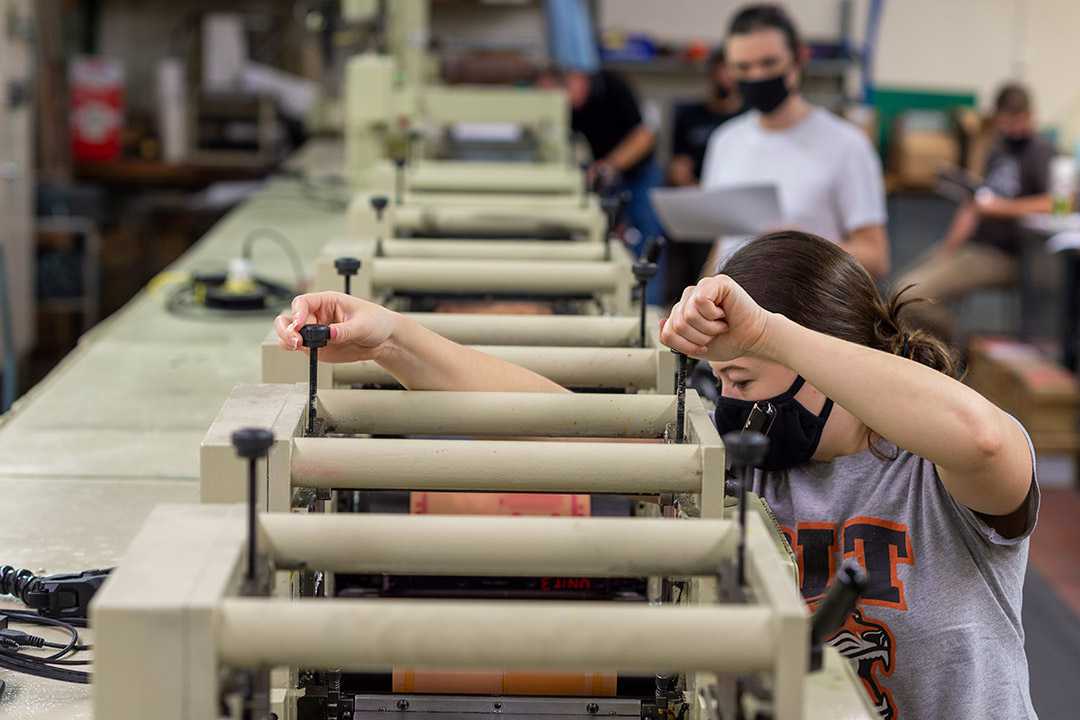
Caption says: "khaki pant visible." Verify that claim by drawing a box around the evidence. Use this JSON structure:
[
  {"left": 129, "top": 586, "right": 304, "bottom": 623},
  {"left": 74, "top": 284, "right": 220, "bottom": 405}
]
[{"left": 894, "top": 243, "right": 1018, "bottom": 341}]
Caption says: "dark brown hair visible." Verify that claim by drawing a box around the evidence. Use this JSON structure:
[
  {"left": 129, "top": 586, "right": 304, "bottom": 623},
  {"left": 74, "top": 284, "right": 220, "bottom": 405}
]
[
  {"left": 719, "top": 230, "right": 958, "bottom": 376},
  {"left": 719, "top": 231, "right": 958, "bottom": 456},
  {"left": 729, "top": 4, "right": 802, "bottom": 60},
  {"left": 994, "top": 83, "right": 1031, "bottom": 116}
]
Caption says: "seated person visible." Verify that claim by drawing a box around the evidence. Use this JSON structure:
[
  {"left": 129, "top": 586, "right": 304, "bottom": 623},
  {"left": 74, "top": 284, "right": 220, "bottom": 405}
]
[
  {"left": 897, "top": 83, "right": 1055, "bottom": 342},
  {"left": 537, "top": 66, "right": 667, "bottom": 303}
]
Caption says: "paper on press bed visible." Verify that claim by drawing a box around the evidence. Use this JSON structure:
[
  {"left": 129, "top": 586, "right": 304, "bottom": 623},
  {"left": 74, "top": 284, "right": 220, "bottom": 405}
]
[{"left": 648, "top": 184, "right": 781, "bottom": 242}]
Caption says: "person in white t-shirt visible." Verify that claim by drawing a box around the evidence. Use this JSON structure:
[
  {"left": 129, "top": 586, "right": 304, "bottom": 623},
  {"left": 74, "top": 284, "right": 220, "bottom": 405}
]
[{"left": 701, "top": 4, "right": 889, "bottom": 279}]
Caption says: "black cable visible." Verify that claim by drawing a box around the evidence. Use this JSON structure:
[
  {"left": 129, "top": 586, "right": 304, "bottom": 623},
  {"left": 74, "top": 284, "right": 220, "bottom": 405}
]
[
  {"left": 242, "top": 227, "right": 308, "bottom": 290},
  {"left": 164, "top": 279, "right": 294, "bottom": 321},
  {"left": 0, "top": 612, "right": 90, "bottom": 683}
]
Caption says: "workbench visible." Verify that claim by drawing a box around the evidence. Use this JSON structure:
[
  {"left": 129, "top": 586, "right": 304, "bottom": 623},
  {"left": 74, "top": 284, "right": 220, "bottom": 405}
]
[{"left": 0, "top": 139, "right": 347, "bottom": 717}]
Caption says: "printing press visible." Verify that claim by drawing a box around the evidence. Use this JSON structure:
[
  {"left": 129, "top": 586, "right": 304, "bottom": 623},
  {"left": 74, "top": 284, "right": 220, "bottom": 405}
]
[{"left": 91, "top": 349, "right": 877, "bottom": 719}]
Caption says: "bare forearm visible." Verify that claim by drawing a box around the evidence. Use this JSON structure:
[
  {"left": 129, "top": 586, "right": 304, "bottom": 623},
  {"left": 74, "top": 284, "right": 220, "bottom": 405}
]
[
  {"left": 764, "top": 314, "right": 1029, "bottom": 511},
  {"left": 380, "top": 317, "right": 570, "bottom": 393},
  {"left": 978, "top": 193, "right": 1052, "bottom": 219},
  {"left": 605, "top": 125, "right": 655, "bottom": 174},
  {"left": 668, "top": 155, "right": 697, "bottom": 186},
  {"left": 943, "top": 202, "right": 977, "bottom": 248}
]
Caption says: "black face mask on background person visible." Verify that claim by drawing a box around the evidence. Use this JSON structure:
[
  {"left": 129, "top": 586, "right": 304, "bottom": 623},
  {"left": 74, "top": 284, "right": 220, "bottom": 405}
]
[
  {"left": 736, "top": 70, "right": 793, "bottom": 114},
  {"left": 715, "top": 376, "right": 834, "bottom": 471},
  {"left": 1003, "top": 134, "right": 1032, "bottom": 153}
]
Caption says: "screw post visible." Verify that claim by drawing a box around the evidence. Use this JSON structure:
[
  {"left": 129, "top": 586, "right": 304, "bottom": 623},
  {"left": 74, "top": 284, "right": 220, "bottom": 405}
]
[
  {"left": 300, "top": 325, "right": 330, "bottom": 436},
  {"left": 334, "top": 257, "right": 361, "bottom": 295},
  {"left": 231, "top": 428, "right": 274, "bottom": 584},
  {"left": 393, "top": 158, "right": 406, "bottom": 205},
  {"left": 720, "top": 431, "right": 770, "bottom": 586}
]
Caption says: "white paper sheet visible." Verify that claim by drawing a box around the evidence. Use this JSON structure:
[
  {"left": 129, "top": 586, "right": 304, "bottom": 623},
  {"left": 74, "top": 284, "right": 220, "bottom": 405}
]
[{"left": 648, "top": 184, "right": 781, "bottom": 241}]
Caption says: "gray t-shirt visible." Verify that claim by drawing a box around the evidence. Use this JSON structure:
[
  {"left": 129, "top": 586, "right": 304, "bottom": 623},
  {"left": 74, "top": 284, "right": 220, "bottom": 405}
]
[{"left": 751, "top": 425, "right": 1039, "bottom": 719}]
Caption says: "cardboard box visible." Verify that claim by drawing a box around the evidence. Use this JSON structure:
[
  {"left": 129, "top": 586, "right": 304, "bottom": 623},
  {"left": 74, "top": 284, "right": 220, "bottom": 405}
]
[
  {"left": 890, "top": 130, "right": 961, "bottom": 190},
  {"left": 966, "top": 337, "right": 1079, "bottom": 450},
  {"left": 954, "top": 108, "right": 997, "bottom": 175}
]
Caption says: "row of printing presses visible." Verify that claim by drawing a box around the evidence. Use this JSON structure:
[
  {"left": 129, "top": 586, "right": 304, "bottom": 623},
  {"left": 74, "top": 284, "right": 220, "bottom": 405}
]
[{"left": 87, "top": 3, "right": 879, "bottom": 719}]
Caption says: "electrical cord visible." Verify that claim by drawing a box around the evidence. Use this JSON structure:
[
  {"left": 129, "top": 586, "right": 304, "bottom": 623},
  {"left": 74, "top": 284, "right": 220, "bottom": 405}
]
[
  {"left": 164, "top": 280, "right": 294, "bottom": 320},
  {"left": 252, "top": 170, "right": 351, "bottom": 212},
  {"left": 158, "top": 228, "right": 306, "bottom": 319},
  {"left": 0, "top": 611, "right": 90, "bottom": 684},
  {"left": 242, "top": 227, "right": 308, "bottom": 290}
]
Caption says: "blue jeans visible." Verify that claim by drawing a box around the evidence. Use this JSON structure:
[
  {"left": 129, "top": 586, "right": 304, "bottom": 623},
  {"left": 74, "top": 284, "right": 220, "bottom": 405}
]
[{"left": 617, "top": 161, "right": 666, "bottom": 305}]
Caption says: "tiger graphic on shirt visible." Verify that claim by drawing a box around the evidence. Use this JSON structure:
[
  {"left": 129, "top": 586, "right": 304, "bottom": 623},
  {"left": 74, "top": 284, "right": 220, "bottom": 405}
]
[{"left": 782, "top": 517, "right": 913, "bottom": 719}]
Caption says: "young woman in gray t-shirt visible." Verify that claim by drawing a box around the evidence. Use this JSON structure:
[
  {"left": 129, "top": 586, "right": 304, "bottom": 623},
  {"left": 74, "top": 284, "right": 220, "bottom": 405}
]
[{"left": 276, "top": 231, "right": 1038, "bottom": 719}]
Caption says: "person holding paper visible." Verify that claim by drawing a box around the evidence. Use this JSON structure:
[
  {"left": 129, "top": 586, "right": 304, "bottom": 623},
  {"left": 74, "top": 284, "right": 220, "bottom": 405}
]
[
  {"left": 896, "top": 83, "right": 1054, "bottom": 342},
  {"left": 667, "top": 45, "right": 745, "bottom": 300},
  {"left": 700, "top": 4, "right": 889, "bottom": 279}
]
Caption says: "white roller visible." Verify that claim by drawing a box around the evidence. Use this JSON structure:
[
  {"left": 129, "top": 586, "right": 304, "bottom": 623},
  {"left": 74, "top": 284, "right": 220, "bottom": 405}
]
[
  {"left": 333, "top": 346, "right": 659, "bottom": 389},
  {"left": 218, "top": 599, "right": 775, "bottom": 673},
  {"left": 372, "top": 257, "right": 620, "bottom": 293},
  {"left": 317, "top": 390, "right": 676, "bottom": 437},
  {"left": 290, "top": 438, "right": 700, "bottom": 493},
  {"left": 260, "top": 514, "right": 735, "bottom": 576},
  {"left": 382, "top": 239, "right": 605, "bottom": 261}
]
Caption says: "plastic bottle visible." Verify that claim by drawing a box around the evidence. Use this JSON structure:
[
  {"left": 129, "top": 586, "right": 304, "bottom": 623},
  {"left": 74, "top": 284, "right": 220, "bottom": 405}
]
[{"left": 1050, "top": 155, "right": 1077, "bottom": 216}]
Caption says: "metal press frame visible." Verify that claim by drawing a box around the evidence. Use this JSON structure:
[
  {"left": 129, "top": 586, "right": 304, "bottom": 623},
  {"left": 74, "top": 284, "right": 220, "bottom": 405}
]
[
  {"left": 200, "top": 384, "right": 724, "bottom": 517},
  {"left": 311, "top": 235, "right": 634, "bottom": 314},
  {"left": 260, "top": 312, "right": 674, "bottom": 392},
  {"left": 91, "top": 501, "right": 813, "bottom": 720},
  {"left": 347, "top": 192, "right": 607, "bottom": 244}
]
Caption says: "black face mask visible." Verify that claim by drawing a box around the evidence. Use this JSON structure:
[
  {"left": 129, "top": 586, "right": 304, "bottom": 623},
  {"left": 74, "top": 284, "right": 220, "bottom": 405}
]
[
  {"left": 715, "top": 376, "right": 834, "bottom": 471},
  {"left": 1004, "top": 134, "right": 1032, "bottom": 153},
  {"left": 737, "top": 71, "right": 791, "bottom": 114}
]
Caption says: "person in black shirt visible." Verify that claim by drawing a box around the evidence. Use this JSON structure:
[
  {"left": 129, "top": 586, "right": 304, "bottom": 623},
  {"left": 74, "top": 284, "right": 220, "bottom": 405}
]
[
  {"left": 669, "top": 46, "right": 744, "bottom": 187},
  {"left": 898, "top": 83, "right": 1055, "bottom": 342},
  {"left": 538, "top": 67, "right": 667, "bottom": 303},
  {"left": 666, "top": 46, "right": 745, "bottom": 301}
]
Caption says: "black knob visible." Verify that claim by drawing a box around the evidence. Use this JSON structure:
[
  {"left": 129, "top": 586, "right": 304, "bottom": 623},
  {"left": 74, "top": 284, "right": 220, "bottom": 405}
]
[
  {"left": 600, "top": 194, "right": 620, "bottom": 219},
  {"left": 632, "top": 263, "right": 660, "bottom": 283},
  {"left": 722, "top": 431, "right": 770, "bottom": 469},
  {"left": 335, "top": 257, "right": 361, "bottom": 276},
  {"left": 301, "top": 324, "right": 330, "bottom": 349},
  {"left": 644, "top": 236, "right": 667, "bottom": 264},
  {"left": 370, "top": 195, "right": 389, "bottom": 213},
  {"left": 810, "top": 559, "right": 868, "bottom": 646},
  {"left": 232, "top": 428, "right": 274, "bottom": 459},
  {"left": 393, "top": 157, "right": 406, "bottom": 169}
]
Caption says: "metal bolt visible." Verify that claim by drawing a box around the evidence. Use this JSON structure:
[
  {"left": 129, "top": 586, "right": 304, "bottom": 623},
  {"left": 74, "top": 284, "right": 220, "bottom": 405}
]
[
  {"left": 492, "top": 702, "right": 503, "bottom": 713},
  {"left": 397, "top": 700, "right": 409, "bottom": 711},
  {"left": 300, "top": 325, "right": 330, "bottom": 436},
  {"left": 587, "top": 704, "right": 600, "bottom": 715}
]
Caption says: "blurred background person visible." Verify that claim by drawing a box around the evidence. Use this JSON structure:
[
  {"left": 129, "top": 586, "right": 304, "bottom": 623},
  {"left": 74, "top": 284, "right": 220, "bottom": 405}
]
[
  {"left": 700, "top": 4, "right": 890, "bottom": 280},
  {"left": 897, "top": 83, "right": 1055, "bottom": 343},
  {"left": 538, "top": 66, "right": 667, "bottom": 303}
]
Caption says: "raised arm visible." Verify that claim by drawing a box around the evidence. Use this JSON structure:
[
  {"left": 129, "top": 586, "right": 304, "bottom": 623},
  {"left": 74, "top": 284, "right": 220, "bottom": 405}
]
[
  {"left": 275, "top": 292, "right": 569, "bottom": 393},
  {"left": 660, "top": 276, "right": 1033, "bottom": 522}
]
